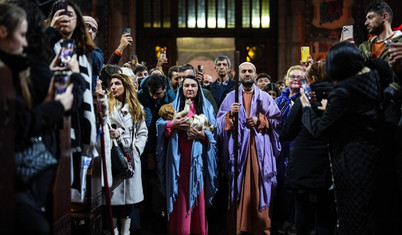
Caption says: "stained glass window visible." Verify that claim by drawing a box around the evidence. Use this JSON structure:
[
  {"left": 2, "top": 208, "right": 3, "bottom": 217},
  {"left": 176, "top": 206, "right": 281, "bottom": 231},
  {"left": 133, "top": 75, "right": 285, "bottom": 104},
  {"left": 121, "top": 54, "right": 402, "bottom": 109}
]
[{"left": 143, "top": 0, "right": 270, "bottom": 29}]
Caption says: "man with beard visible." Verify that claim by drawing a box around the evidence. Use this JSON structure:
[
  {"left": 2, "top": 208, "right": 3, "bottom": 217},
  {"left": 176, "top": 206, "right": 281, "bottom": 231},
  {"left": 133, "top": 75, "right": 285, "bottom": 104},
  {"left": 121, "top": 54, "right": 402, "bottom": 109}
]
[
  {"left": 209, "top": 55, "right": 236, "bottom": 108},
  {"left": 359, "top": 1, "right": 402, "bottom": 61},
  {"left": 217, "top": 62, "right": 282, "bottom": 235},
  {"left": 168, "top": 65, "right": 180, "bottom": 93}
]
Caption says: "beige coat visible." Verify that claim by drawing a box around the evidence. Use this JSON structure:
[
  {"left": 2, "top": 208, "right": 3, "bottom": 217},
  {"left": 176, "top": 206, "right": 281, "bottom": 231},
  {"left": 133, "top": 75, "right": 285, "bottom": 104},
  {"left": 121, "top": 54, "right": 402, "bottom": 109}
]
[{"left": 109, "top": 103, "right": 148, "bottom": 205}]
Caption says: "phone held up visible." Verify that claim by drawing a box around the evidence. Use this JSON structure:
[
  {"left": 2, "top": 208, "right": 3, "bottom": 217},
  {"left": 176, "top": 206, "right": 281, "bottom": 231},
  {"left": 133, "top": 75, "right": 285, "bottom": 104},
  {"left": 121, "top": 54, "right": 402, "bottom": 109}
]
[
  {"left": 130, "top": 54, "right": 138, "bottom": 66},
  {"left": 299, "top": 78, "right": 314, "bottom": 103},
  {"left": 60, "top": 39, "right": 75, "bottom": 67},
  {"left": 123, "top": 28, "right": 131, "bottom": 35},
  {"left": 342, "top": 25, "right": 353, "bottom": 40},
  {"left": 197, "top": 65, "right": 203, "bottom": 72},
  {"left": 159, "top": 49, "right": 167, "bottom": 63},
  {"left": 54, "top": 1, "right": 68, "bottom": 15},
  {"left": 54, "top": 71, "right": 71, "bottom": 97},
  {"left": 301, "top": 46, "right": 310, "bottom": 63}
]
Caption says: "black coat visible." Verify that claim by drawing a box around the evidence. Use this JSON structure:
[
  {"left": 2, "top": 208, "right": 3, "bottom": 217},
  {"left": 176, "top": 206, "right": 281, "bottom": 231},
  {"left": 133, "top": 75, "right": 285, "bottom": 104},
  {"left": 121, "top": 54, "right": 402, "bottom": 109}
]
[
  {"left": 282, "top": 80, "right": 334, "bottom": 191},
  {"left": 0, "top": 49, "right": 65, "bottom": 234},
  {"left": 302, "top": 70, "right": 397, "bottom": 234}
]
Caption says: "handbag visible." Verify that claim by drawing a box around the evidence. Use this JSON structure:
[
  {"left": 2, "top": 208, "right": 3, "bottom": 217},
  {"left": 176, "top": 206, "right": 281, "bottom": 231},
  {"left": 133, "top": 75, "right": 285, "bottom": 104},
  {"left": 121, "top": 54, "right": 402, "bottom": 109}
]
[
  {"left": 15, "top": 137, "right": 58, "bottom": 184},
  {"left": 111, "top": 139, "right": 134, "bottom": 179}
]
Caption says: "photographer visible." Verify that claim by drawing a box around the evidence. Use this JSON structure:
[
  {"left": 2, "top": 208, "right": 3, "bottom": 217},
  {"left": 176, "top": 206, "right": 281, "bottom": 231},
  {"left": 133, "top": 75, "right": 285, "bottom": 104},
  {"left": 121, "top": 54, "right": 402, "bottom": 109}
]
[{"left": 46, "top": 0, "right": 97, "bottom": 201}]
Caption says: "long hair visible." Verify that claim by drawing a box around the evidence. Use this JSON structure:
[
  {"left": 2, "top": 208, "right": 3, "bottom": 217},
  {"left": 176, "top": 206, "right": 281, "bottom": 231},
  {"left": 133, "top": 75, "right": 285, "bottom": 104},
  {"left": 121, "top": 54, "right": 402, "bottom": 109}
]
[
  {"left": 179, "top": 75, "right": 204, "bottom": 115},
  {"left": 0, "top": 2, "right": 26, "bottom": 37},
  {"left": 326, "top": 42, "right": 364, "bottom": 82},
  {"left": 108, "top": 73, "right": 144, "bottom": 122},
  {"left": 307, "top": 60, "right": 326, "bottom": 84},
  {"left": 0, "top": 2, "right": 32, "bottom": 108},
  {"left": 285, "top": 65, "right": 306, "bottom": 86},
  {"left": 47, "top": 0, "right": 95, "bottom": 55}
]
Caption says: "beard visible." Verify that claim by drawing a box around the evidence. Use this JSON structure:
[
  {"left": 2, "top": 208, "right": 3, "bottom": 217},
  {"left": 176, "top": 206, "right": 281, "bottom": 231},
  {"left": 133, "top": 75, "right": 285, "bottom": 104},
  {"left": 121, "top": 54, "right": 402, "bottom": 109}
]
[
  {"left": 369, "top": 21, "right": 384, "bottom": 36},
  {"left": 241, "top": 77, "right": 255, "bottom": 88}
]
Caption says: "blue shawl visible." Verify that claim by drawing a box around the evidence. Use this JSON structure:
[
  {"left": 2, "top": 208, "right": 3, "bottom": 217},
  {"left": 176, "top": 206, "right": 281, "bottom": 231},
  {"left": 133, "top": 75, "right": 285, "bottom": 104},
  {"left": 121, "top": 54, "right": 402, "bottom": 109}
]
[{"left": 156, "top": 81, "right": 218, "bottom": 216}]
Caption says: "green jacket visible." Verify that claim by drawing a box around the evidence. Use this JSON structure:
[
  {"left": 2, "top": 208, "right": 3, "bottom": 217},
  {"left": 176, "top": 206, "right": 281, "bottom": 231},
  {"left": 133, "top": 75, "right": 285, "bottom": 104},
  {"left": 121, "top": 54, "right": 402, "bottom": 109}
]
[{"left": 359, "top": 30, "right": 402, "bottom": 61}]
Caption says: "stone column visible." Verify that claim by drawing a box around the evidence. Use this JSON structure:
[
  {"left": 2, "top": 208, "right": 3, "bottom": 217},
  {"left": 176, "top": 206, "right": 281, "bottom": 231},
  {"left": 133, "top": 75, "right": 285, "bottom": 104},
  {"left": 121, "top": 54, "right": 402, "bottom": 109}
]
[{"left": 277, "top": 0, "right": 307, "bottom": 81}]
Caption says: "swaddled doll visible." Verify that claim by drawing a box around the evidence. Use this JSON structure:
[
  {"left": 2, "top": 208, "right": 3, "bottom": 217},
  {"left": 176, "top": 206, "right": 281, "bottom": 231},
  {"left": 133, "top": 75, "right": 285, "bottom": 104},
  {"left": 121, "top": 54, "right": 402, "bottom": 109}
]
[{"left": 158, "top": 99, "right": 215, "bottom": 132}]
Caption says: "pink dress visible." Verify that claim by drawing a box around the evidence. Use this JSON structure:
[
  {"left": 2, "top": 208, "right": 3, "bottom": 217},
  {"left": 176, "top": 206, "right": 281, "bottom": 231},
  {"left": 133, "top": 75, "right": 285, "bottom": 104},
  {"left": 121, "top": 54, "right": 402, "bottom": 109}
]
[{"left": 165, "top": 103, "right": 208, "bottom": 235}]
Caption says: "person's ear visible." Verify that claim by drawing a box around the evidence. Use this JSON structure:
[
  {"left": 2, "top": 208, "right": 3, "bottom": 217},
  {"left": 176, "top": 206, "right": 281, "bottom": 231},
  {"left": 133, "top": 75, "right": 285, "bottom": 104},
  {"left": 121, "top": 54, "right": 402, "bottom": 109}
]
[
  {"left": 383, "top": 12, "right": 390, "bottom": 22},
  {"left": 0, "top": 26, "right": 8, "bottom": 39}
]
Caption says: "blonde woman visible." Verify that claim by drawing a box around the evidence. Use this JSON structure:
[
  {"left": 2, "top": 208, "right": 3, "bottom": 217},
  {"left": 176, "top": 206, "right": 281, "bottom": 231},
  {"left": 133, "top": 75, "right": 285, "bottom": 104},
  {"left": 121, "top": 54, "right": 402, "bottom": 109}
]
[
  {"left": 272, "top": 65, "right": 306, "bottom": 233},
  {"left": 108, "top": 73, "right": 148, "bottom": 234}
]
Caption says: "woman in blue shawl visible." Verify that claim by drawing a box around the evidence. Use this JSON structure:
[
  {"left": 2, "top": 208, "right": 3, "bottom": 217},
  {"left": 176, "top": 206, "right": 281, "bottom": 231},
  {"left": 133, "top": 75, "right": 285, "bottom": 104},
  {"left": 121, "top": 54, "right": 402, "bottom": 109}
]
[{"left": 156, "top": 75, "right": 218, "bottom": 235}]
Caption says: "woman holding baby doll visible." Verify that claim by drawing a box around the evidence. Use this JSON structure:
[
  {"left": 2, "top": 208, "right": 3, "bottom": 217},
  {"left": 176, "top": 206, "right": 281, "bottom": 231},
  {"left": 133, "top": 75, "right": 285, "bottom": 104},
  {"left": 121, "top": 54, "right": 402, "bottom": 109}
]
[{"left": 156, "top": 75, "right": 218, "bottom": 235}]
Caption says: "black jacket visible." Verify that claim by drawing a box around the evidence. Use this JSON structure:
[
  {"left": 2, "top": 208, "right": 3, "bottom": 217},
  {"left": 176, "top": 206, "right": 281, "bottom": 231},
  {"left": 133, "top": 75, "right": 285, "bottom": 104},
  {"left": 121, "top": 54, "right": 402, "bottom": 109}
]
[
  {"left": 282, "top": 80, "right": 334, "bottom": 191},
  {"left": 301, "top": 70, "right": 397, "bottom": 234}
]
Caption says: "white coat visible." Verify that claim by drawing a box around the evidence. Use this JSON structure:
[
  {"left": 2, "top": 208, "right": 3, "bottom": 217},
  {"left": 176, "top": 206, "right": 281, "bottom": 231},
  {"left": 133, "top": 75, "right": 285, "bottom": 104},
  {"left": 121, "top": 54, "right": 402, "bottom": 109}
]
[
  {"left": 93, "top": 95, "right": 114, "bottom": 188},
  {"left": 109, "top": 102, "right": 148, "bottom": 205}
]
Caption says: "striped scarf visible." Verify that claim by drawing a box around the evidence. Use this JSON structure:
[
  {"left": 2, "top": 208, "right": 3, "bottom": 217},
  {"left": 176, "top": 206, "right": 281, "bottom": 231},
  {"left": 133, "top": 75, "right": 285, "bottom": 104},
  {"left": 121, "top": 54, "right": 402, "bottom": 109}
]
[{"left": 54, "top": 42, "right": 97, "bottom": 156}]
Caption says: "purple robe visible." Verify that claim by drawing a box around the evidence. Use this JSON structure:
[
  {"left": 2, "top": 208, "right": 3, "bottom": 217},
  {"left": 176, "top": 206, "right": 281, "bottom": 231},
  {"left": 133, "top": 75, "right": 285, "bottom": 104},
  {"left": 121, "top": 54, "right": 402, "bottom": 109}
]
[{"left": 217, "top": 85, "right": 281, "bottom": 210}]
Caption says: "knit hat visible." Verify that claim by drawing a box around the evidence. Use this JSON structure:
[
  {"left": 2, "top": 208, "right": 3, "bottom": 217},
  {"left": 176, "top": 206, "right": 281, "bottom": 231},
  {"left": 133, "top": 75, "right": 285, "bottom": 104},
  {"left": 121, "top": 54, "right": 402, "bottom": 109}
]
[{"left": 83, "top": 16, "right": 98, "bottom": 30}]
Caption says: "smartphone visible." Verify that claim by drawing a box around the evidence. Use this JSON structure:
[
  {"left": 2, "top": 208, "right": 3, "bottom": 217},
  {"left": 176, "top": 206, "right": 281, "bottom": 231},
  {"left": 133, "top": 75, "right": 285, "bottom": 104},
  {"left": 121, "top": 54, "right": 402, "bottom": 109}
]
[
  {"left": 299, "top": 78, "right": 314, "bottom": 102},
  {"left": 123, "top": 28, "right": 131, "bottom": 35},
  {"left": 159, "top": 49, "right": 167, "bottom": 63},
  {"left": 197, "top": 65, "right": 203, "bottom": 72},
  {"left": 54, "top": 71, "right": 70, "bottom": 96},
  {"left": 342, "top": 25, "right": 353, "bottom": 40},
  {"left": 130, "top": 54, "right": 138, "bottom": 66},
  {"left": 54, "top": 1, "right": 68, "bottom": 15},
  {"left": 301, "top": 46, "right": 310, "bottom": 63},
  {"left": 60, "top": 39, "right": 75, "bottom": 67}
]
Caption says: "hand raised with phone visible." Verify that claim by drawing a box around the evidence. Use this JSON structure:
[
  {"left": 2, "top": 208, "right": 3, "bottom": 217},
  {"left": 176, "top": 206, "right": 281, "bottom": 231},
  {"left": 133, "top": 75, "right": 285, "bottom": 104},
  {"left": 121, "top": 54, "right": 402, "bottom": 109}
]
[
  {"left": 50, "top": 2, "right": 71, "bottom": 31},
  {"left": 117, "top": 29, "right": 133, "bottom": 54},
  {"left": 340, "top": 25, "right": 355, "bottom": 43},
  {"left": 159, "top": 49, "right": 168, "bottom": 64},
  {"left": 50, "top": 48, "right": 79, "bottom": 73}
]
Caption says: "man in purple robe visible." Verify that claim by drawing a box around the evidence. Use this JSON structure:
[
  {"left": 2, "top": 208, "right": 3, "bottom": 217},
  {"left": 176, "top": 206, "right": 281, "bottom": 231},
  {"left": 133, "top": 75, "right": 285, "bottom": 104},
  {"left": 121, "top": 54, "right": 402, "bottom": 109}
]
[{"left": 217, "top": 62, "right": 281, "bottom": 234}]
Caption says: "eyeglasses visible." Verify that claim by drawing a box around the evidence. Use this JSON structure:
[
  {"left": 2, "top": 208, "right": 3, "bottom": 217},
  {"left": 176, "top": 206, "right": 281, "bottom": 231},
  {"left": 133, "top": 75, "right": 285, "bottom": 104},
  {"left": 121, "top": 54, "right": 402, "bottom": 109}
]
[
  {"left": 288, "top": 75, "right": 304, "bottom": 81},
  {"left": 86, "top": 23, "right": 97, "bottom": 33}
]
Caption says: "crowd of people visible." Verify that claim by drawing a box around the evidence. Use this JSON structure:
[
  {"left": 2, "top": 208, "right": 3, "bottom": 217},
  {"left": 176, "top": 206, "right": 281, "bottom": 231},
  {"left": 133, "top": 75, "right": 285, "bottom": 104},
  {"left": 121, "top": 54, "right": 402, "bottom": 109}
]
[{"left": 1, "top": 0, "right": 402, "bottom": 234}]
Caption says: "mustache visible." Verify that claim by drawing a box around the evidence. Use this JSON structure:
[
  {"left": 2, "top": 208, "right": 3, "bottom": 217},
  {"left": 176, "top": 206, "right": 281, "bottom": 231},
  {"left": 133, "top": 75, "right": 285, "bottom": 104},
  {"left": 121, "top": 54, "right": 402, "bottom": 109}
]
[{"left": 241, "top": 80, "right": 254, "bottom": 87}]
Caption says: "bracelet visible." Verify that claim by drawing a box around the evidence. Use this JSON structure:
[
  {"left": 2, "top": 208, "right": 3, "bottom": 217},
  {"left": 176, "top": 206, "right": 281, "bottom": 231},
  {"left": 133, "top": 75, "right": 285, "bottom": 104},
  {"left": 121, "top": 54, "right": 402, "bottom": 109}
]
[{"left": 115, "top": 49, "right": 122, "bottom": 56}]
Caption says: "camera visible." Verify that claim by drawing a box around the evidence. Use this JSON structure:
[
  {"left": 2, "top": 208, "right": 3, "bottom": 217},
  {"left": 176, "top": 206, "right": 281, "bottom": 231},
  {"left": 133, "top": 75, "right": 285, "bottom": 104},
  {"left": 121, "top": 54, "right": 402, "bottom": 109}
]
[
  {"left": 60, "top": 39, "right": 75, "bottom": 67},
  {"left": 301, "top": 46, "right": 310, "bottom": 63},
  {"left": 342, "top": 25, "right": 353, "bottom": 40},
  {"left": 130, "top": 54, "right": 138, "bottom": 66},
  {"left": 123, "top": 28, "right": 131, "bottom": 35},
  {"left": 299, "top": 78, "right": 314, "bottom": 102},
  {"left": 54, "top": 1, "right": 68, "bottom": 15},
  {"left": 54, "top": 71, "right": 71, "bottom": 96}
]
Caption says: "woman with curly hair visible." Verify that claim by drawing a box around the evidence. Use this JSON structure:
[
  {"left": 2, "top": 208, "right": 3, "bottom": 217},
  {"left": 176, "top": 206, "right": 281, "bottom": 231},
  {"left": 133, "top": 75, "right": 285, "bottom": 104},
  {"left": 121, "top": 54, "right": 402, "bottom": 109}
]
[{"left": 108, "top": 73, "right": 148, "bottom": 235}]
